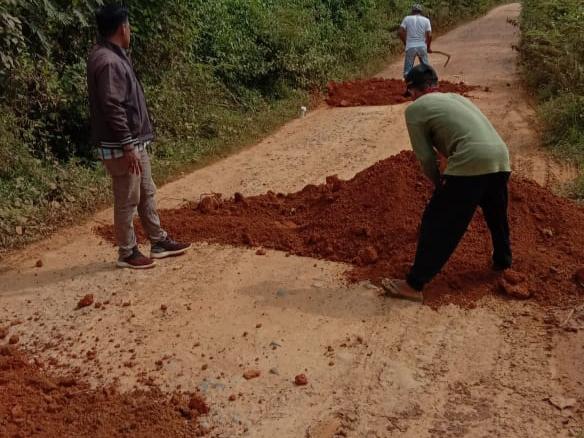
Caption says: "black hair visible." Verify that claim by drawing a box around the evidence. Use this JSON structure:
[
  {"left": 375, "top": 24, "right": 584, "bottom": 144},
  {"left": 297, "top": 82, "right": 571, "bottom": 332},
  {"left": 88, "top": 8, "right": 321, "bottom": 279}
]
[
  {"left": 405, "top": 64, "right": 438, "bottom": 91},
  {"left": 95, "top": 3, "right": 129, "bottom": 39}
]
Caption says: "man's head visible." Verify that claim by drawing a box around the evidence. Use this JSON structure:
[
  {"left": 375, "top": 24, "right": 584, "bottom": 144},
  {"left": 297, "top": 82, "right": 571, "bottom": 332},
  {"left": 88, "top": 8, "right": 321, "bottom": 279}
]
[
  {"left": 411, "top": 3, "right": 423, "bottom": 15},
  {"left": 405, "top": 64, "right": 439, "bottom": 99},
  {"left": 96, "top": 3, "right": 130, "bottom": 48}
]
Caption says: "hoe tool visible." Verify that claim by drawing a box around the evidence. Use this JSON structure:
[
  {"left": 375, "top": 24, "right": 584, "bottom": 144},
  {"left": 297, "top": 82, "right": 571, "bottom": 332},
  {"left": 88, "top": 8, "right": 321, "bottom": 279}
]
[{"left": 432, "top": 50, "right": 452, "bottom": 67}]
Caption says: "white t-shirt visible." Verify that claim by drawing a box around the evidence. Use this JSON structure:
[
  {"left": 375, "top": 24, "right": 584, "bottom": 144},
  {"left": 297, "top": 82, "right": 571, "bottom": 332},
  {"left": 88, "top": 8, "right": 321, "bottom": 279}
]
[{"left": 400, "top": 15, "right": 432, "bottom": 50}]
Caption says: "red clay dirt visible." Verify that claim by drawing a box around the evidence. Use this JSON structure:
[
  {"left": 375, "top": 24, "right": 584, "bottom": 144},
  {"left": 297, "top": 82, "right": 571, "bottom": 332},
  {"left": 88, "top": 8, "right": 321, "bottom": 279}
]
[
  {"left": 97, "top": 151, "right": 584, "bottom": 309},
  {"left": 76, "top": 294, "right": 94, "bottom": 310},
  {"left": 294, "top": 374, "right": 308, "bottom": 386},
  {"left": 0, "top": 346, "right": 208, "bottom": 437},
  {"left": 325, "top": 78, "right": 480, "bottom": 107}
]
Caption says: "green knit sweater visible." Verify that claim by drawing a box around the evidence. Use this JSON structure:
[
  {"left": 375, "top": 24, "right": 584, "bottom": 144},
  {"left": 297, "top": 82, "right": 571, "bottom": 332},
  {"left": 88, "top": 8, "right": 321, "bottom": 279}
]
[{"left": 405, "top": 92, "right": 510, "bottom": 185}]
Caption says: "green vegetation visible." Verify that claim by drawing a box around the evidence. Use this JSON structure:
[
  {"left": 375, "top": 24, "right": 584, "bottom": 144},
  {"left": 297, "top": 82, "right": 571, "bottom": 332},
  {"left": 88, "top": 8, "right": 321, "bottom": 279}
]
[
  {"left": 0, "top": 0, "right": 503, "bottom": 251},
  {"left": 519, "top": 0, "right": 584, "bottom": 197}
]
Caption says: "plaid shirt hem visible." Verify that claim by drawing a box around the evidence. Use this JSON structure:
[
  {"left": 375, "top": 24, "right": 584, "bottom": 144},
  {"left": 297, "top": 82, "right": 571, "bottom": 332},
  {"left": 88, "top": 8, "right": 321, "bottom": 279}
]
[{"left": 98, "top": 140, "right": 151, "bottom": 160}]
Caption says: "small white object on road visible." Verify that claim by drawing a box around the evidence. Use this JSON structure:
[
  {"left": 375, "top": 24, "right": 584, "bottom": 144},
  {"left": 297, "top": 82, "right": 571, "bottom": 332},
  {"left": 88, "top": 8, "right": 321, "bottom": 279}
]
[{"left": 300, "top": 106, "right": 307, "bottom": 118}]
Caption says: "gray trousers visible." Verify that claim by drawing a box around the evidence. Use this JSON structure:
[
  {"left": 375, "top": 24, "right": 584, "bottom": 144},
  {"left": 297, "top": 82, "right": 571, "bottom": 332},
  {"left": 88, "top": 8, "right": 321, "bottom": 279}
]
[
  {"left": 103, "top": 149, "right": 167, "bottom": 259},
  {"left": 403, "top": 46, "right": 430, "bottom": 78}
]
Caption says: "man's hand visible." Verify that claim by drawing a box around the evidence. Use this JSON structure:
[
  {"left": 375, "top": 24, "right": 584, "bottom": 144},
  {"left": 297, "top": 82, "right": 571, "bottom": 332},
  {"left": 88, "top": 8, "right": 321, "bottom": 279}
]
[
  {"left": 426, "top": 31, "right": 432, "bottom": 53},
  {"left": 123, "top": 148, "right": 142, "bottom": 175}
]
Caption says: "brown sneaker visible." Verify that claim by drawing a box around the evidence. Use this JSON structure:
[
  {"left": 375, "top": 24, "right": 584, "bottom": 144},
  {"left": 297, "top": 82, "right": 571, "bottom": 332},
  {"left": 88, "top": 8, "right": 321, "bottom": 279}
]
[
  {"left": 150, "top": 237, "right": 191, "bottom": 259},
  {"left": 116, "top": 247, "right": 156, "bottom": 269}
]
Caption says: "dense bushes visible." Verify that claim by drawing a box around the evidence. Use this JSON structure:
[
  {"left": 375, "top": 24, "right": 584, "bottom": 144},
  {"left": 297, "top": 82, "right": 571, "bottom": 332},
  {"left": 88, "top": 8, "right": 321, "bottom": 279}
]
[
  {"left": 519, "top": 0, "right": 584, "bottom": 197},
  {"left": 0, "top": 0, "right": 502, "bottom": 250}
]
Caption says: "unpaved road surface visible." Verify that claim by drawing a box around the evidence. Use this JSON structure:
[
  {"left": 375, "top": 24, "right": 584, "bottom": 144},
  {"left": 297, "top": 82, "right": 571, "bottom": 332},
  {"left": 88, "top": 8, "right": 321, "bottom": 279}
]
[{"left": 1, "top": 4, "right": 583, "bottom": 437}]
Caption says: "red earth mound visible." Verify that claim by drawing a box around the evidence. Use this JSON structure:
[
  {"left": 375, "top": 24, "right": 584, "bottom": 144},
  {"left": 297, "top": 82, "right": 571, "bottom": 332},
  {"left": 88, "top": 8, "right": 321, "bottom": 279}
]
[
  {"left": 0, "top": 346, "right": 208, "bottom": 437},
  {"left": 96, "top": 151, "right": 584, "bottom": 309},
  {"left": 325, "top": 78, "right": 480, "bottom": 107}
]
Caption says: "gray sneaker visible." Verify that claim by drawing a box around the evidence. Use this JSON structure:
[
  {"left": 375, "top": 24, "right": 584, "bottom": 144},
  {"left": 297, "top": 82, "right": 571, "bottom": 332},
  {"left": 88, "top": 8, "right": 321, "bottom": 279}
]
[
  {"left": 151, "top": 237, "right": 191, "bottom": 259},
  {"left": 381, "top": 278, "right": 424, "bottom": 303}
]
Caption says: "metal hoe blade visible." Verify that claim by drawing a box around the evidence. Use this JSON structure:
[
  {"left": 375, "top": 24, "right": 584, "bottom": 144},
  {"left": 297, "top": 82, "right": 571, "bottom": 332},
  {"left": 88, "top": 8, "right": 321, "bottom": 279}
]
[{"left": 432, "top": 50, "right": 452, "bottom": 67}]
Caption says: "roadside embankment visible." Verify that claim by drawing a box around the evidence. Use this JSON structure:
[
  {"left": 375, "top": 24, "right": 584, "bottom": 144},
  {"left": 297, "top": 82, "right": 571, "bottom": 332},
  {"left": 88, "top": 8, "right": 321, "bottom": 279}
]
[{"left": 519, "top": 0, "right": 584, "bottom": 197}]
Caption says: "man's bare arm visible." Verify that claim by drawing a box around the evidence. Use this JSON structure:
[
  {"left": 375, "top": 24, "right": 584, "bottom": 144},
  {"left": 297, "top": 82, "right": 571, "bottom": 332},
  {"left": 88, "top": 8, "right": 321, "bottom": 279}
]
[
  {"left": 406, "top": 116, "right": 441, "bottom": 187},
  {"left": 399, "top": 27, "right": 407, "bottom": 45}
]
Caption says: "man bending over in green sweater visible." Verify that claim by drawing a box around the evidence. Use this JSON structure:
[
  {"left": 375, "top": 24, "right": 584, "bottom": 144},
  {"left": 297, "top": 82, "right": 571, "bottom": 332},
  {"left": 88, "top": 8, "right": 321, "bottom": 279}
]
[{"left": 383, "top": 64, "right": 512, "bottom": 302}]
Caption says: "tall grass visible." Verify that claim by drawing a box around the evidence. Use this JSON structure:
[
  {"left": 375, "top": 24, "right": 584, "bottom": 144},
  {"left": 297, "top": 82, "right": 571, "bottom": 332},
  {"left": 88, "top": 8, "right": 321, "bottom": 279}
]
[{"left": 519, "top": 0, "right": 584, "bottom": 197}]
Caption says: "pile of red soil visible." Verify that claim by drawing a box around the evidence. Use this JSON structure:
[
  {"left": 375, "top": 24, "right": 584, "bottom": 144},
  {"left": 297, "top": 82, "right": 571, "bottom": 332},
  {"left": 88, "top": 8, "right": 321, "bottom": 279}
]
[
  {"left": 97, "top": 151, "right": 584, "bottom": 309},
  {"left": 0, "top": 346, "right": 209, "bottom": 437},
  {"left": 326, "top": 78, "right": 479, "bottom": 107}
]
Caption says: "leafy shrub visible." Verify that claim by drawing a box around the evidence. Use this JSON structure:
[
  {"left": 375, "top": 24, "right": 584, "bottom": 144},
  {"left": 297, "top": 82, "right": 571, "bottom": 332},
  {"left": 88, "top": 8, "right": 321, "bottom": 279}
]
[{"left": 520, "top": 0, "right": 584, "bottom": 197}]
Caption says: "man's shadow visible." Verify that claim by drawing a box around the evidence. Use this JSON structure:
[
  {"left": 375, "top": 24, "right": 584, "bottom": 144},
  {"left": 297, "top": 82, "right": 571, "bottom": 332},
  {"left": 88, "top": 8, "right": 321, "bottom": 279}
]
[
  {"left": 237, "top": 279, "right": 416, "bottom": 321},
  {"left": 0, "top": 261, "right": 114, "bottom": 297}
]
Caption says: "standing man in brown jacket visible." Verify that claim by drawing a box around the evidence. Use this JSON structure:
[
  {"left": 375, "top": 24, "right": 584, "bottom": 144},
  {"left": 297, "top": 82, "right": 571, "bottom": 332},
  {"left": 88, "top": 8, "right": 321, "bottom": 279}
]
[{"left": 87, "top": 4, "right": 190, "bottom": 269}]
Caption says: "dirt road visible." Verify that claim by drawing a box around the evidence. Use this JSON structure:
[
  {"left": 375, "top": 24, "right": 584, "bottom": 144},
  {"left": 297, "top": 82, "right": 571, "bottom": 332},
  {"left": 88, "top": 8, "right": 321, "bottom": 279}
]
[{"left": 1, "top": 4, "right": 582, "bottom": 437}]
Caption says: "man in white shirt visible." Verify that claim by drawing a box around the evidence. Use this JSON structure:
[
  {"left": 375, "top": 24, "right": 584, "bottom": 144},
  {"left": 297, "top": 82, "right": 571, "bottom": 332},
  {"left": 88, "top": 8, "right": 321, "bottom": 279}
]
[{"left": 398, "top": 4, "right": 432, "bottom": 79}]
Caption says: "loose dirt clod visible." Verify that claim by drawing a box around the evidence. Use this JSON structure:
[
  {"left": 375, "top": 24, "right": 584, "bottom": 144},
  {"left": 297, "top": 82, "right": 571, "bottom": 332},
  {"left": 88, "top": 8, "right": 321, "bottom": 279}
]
[
  {"left": 325, "top": 78, "right": 479, "bottom": 107},
  {"left": 502, "top": 270, "right": 527, "bottom": 285},
  {"left": 76, "top": 294, "right": 94, "bottom": 309},
  {"left": 8, "top": 335, "right": 19, "bottom": 345},
  {"left": 357, "top": 246, "right": 379, "bottom": 266},
  {"left": 294, "top": 374, "right": 308, "bottom": 386},
  {"left": 243, "top": 369, "right": 261, "bottom": 380},
  {"left": 188, "top": 394, "right": 210, "bottom": 415},
  {"left": 198, "top": 194, "right": 221, "bottom": 214},
  {"left": 326, "top": 175, "right": 343, "bottom": 192},
  {"left": 35, "top": 259, "right": 43, "bottom": 268},
  {"left": 234, "top": 192, "right": 246, "bottom": 204},
  {"left": 96, "top": 151, "right": 584, "bottom": 309},
  {"left": 0, "top": 326, "right": 8, "bottom": 340}
]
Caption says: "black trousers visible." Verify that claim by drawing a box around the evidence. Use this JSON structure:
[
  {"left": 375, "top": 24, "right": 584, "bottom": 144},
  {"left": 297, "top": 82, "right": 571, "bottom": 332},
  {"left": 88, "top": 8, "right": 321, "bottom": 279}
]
[{"left": 407, "top": 172, "right": 512, "bottom": 291}]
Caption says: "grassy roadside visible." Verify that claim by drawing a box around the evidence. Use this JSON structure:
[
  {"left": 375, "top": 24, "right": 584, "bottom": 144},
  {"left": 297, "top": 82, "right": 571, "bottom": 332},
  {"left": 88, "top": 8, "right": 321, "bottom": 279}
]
[
  {"left": 519, "top": 0, "right": 584, "bottom": 198},
  {"left": 0, "top": 1, "right": 505, "bottom": 253}
]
